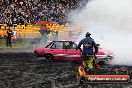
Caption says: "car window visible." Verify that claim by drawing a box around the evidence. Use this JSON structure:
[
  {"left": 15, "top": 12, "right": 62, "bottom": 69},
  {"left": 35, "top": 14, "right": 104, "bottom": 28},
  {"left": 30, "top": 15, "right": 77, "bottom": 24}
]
[
  {"left": 51, "top": 42, "right": 63, "bottom": 49},
  {"left": 64, "top": 42, "right": 77, "bottom": 49},
  {"left": 45, "top": 42, "right": 54, "bottom": 48}
]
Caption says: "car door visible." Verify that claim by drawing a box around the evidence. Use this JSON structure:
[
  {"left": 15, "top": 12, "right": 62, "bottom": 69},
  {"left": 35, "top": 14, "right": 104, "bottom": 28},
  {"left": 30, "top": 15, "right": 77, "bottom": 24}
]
[
  {"left": 64, "top": 41, "right": 82, "bottom": 61},
  {"left": 49, "top": 41, "right": 65, "bottom": 60}
]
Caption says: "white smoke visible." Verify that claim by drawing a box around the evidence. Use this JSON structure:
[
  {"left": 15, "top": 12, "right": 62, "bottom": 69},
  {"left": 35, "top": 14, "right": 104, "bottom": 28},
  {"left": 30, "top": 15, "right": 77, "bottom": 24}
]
[{"left": 70, "top": 0, "right": 132, "bottom": 65}]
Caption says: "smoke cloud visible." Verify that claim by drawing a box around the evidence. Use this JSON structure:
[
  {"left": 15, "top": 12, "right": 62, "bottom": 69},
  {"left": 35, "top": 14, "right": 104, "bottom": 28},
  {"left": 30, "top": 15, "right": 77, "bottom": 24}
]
[{"left": 69, "top": 0, "right": 132, "bottom": 65}]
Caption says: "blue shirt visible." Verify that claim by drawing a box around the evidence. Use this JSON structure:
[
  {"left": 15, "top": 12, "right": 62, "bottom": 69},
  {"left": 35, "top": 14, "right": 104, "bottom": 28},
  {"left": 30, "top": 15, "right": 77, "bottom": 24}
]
[{"left": 77, "top": 37, "right": 98, "bottom": 56}]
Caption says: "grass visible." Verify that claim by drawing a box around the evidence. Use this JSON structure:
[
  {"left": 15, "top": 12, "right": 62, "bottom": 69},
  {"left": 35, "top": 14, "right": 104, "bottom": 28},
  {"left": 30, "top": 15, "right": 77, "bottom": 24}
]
[{"left": 0, "top": 43, "right": 38, "bottom": 48}]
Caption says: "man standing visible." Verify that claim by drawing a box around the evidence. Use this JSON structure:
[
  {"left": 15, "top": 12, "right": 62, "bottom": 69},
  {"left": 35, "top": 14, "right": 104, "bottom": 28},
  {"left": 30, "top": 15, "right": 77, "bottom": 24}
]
[
  {"left": 77, "top": 32, "right": 98, "bottom": 74},
  {"left": 6, "top": 27, "right": 13, "bottom": 47}
]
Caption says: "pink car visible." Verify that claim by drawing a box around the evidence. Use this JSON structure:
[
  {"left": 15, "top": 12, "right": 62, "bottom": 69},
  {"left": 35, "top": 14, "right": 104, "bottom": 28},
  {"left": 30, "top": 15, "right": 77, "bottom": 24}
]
[{"left": 34, "top": 40, "right": 114, "bottom": 62}]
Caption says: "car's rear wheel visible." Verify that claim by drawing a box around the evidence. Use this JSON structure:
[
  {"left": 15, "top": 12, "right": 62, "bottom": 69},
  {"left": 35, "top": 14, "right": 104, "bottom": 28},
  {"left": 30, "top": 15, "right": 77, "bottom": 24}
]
[{"left": 44, "top": 54, "right": 54, "bottom": 61}]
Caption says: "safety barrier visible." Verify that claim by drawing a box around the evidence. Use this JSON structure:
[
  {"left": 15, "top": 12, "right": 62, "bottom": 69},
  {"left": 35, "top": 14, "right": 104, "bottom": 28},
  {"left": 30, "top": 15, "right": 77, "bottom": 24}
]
[{"left": 0, "top": 24, "right": 41, "bottom": 38}]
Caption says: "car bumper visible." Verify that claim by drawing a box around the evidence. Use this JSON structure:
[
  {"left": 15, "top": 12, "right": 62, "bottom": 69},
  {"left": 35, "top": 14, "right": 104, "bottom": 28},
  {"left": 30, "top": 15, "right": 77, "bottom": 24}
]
[
  {"left": 96, "top": 54, "right": 114, "bottom": 62},
  {"left": 34, "top": 50, "right": 41, "bottom": 57}
]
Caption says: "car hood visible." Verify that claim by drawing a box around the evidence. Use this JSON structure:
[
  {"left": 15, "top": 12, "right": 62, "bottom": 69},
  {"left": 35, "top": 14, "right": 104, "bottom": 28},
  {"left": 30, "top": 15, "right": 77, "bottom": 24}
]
[{"left": 98, "top": 48, "right": 113, "bottom": 55}]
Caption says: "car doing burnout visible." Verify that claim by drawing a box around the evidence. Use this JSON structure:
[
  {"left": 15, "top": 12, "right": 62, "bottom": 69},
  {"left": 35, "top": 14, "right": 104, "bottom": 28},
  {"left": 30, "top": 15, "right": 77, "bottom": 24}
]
[{"left": 34, "top": 40, "right": 114, "bottom": 62}]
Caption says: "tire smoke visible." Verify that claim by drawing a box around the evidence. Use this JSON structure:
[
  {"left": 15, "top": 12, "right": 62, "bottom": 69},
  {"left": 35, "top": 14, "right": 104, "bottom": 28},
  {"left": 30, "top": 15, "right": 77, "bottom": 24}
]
[{"left": 69, "top": 0, "right": 132, "bottom": 65}]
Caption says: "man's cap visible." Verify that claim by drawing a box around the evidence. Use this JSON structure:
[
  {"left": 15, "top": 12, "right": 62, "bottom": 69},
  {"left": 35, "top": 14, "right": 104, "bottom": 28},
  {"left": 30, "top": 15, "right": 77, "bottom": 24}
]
[{"left": 86, "top": 32, "right": 91, "bottom": 35}]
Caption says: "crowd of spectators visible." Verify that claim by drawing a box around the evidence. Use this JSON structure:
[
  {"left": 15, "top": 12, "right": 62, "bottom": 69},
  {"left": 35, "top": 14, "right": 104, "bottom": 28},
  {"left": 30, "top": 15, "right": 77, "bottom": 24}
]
[{"left": 0, "top": 0, "right": 88, "bottom": 25}]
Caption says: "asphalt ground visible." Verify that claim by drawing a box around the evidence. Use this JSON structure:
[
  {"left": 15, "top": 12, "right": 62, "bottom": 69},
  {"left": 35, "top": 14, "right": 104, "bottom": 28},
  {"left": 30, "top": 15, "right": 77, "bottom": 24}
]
[{"left": 0, "top": 52, "right": 132, "bottom": 88}]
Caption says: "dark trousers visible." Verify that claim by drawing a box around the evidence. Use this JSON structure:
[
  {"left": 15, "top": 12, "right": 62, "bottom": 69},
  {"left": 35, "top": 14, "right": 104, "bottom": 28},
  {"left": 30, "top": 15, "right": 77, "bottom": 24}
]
[{"left": 6, "top": 38, "right": 12, "bottom": 47}]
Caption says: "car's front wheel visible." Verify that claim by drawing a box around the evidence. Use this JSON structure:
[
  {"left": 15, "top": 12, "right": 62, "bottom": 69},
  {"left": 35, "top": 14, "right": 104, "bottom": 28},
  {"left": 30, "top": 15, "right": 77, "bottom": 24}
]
[{"left": 44, "top": 54, "right": 55, "bottom": 61}]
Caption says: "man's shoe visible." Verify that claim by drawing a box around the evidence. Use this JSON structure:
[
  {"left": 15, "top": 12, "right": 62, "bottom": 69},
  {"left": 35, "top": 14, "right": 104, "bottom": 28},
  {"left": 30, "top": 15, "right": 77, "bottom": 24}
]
[
  {"left": 87, "top": 69, "right": 92, "bottom": 74},
  {"left": 84, "top": 67, "right": 87, "bottom": 73}
]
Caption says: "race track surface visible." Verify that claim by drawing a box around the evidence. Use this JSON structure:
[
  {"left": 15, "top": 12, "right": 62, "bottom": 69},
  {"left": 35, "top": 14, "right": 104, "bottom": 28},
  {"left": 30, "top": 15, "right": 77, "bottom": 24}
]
[{"left": 0, "top": 53, "right": 132, "bottom": 88}]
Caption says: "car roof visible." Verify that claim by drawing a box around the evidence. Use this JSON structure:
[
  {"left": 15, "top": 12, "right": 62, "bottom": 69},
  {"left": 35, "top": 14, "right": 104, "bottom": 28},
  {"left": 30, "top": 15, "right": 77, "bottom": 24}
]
[{"left": 52, "top": 40, "right": 75, "bottom": 42}]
